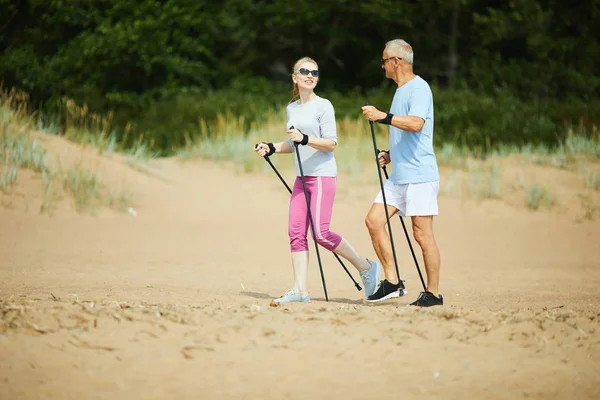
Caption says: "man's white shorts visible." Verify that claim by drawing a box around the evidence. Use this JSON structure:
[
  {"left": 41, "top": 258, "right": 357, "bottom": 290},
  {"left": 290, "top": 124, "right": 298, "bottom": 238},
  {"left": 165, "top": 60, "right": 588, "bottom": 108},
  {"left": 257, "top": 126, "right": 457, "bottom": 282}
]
[{"left": 374, "top": 180, "right": 439, "bottom": 217}]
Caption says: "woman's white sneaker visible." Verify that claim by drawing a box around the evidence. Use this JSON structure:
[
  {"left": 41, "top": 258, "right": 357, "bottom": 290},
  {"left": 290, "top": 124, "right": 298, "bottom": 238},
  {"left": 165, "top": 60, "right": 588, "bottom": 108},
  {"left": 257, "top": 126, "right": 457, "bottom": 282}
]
[
  {"left": 273, "top": 288, "right": 311, "bottom": 303},
  {"left": 360, "top": 259, "right": 381, "bottom": 297}
]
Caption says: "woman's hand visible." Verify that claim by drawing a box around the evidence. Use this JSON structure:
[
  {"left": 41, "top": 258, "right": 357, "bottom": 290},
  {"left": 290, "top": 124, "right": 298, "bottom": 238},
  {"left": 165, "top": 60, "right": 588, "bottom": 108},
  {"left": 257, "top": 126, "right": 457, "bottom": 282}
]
[
  {"left": 254, "top": 142, "right": 275, "bottom": 157},
  {"left": 287, "top": 128, "right": 308, "bottom": 145}
]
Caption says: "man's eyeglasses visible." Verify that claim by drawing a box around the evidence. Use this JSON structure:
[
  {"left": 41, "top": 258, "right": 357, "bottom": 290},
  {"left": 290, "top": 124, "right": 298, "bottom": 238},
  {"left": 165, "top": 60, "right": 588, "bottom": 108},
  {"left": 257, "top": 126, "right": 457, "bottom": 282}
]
[
  {"left": 297, "top": 68, "right": 320, "bottom": 77},
  {"left": 381, "top": 57, "right": 401, "bottom": 66}
]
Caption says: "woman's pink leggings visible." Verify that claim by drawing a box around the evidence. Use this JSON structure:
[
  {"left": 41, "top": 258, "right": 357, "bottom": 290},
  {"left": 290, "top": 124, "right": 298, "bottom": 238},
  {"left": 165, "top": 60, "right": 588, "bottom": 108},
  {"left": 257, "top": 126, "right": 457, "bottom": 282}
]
[{"left": 289, "top": 176, "right": 342, "bottom": 252}]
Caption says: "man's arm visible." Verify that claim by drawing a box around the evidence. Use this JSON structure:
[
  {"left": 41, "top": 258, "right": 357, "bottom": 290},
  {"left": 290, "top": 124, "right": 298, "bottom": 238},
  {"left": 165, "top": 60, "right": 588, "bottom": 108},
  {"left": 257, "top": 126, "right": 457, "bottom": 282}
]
[
  {"left": 361, "top": 106, "right": 424, "bottom": 133},
  {"left": 397, "top": 86, "right": 430, "bottom": 133},
  {"left": 362, "top": 86, "right": 430, "bottom": 133},
  {"left": 389, "top": 115, "right": 424, "bottom": 132}
]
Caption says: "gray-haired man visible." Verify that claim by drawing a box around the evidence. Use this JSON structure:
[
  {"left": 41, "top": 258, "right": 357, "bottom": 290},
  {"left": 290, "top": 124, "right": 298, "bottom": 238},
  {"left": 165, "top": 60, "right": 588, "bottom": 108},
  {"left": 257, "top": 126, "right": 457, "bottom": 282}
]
[{"left": 361, "top": 39, "right": 443, "bottom": 307}]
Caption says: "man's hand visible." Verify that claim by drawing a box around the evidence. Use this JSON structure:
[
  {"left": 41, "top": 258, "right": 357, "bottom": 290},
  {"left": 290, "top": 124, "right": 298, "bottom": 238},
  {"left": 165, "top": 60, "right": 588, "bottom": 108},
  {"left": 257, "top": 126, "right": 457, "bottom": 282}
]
[
  {"left": 361, "top": 105, "right": 387, "bottom": 122},
  {"left": 377, "top": 150, "right": 391, "bottom": 167}
]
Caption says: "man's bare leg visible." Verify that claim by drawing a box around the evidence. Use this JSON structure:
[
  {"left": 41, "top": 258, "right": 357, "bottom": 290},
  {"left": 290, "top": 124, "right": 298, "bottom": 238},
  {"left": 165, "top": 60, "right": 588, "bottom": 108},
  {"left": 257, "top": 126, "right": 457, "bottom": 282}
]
[
  {"left": 411, "top": 216, "right": 440, "bottom": 296},
  {"left": 365, "top": 202, "right": 400, "bottom": 284}
]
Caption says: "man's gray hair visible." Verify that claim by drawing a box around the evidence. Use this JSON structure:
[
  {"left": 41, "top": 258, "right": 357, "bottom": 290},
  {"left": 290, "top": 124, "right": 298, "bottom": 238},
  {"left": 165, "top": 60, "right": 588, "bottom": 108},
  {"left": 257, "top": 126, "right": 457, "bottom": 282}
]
[{"left": 385, "top": 39, "right": 413, "bottom": 65}]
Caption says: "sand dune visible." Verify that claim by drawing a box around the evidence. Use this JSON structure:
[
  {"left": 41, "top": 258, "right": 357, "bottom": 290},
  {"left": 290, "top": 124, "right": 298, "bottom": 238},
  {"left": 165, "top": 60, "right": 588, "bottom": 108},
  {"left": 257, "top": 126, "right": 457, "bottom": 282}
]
[{"left": 1, "top": 132, "right": 599, "bottom": 399}]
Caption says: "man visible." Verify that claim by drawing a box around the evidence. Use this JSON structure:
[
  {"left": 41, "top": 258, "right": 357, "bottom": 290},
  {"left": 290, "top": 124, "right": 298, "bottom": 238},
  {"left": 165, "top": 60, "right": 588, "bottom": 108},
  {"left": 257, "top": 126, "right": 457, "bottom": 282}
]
[{"left": 361, "top": 39, "right": 443, "bottom": 307}]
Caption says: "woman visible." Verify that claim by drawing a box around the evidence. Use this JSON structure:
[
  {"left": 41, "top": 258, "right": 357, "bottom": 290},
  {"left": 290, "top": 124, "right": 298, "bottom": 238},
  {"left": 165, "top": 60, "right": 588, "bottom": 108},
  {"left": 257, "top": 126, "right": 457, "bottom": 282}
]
[{"left": 254, "top": 57, "right": 381, "bottom": 303}]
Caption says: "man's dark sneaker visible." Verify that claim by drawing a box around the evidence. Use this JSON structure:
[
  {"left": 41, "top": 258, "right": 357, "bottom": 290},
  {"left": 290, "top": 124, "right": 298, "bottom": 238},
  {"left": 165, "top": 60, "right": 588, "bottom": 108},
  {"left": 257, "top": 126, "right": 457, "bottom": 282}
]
[
  {"left": 367, "top": 279, "right": 407, "bottom": 303},
  {"left": 409, "top": 291, "right": 443, "bottom": 307}
]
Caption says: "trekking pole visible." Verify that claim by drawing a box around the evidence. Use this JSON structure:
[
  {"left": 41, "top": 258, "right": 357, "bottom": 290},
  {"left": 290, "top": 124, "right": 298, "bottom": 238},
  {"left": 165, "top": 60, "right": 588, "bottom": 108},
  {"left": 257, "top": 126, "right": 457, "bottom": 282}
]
[
  {"left": 365, "top": 104, "right": 402, "bottom": 284},
  {"left": 290, "top": 127, "right": 328, "bottom": 301},
  {"left": 263, "top": 154, "right": 292, "bottom": 193},
  {"left": 260, "top": 152, "right": 362, "bottom": 291},
  {"left": 379, "top": 161, "right": 427, "bottom": 291}
]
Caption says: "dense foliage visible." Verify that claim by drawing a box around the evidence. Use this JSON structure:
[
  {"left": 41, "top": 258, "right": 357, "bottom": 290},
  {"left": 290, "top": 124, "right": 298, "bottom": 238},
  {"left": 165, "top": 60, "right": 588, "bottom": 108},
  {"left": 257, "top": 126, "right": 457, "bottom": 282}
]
[{"left": 1, "top": 0, "right": 598, "bottom": 152}]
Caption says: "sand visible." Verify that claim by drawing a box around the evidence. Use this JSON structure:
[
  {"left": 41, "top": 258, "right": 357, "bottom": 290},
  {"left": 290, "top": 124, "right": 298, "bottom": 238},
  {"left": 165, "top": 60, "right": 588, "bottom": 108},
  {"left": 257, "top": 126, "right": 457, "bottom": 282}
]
[{"left": 1, "top": 132, "right": 599, "bottom": 399}]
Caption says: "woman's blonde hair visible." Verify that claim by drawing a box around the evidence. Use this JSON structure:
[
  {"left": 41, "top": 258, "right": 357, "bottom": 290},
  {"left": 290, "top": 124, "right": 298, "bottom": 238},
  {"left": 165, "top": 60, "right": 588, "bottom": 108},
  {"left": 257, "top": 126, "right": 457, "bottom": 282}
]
[{"left": 289, "top": 56, "right": 319, "bottom": 104}]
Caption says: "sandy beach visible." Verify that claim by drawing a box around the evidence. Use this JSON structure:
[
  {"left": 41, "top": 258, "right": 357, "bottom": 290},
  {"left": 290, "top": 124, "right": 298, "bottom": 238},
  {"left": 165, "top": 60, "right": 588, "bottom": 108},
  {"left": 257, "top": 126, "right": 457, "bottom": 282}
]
[{"left": 1, "top": 132, "right": 599, "bottom": 399}]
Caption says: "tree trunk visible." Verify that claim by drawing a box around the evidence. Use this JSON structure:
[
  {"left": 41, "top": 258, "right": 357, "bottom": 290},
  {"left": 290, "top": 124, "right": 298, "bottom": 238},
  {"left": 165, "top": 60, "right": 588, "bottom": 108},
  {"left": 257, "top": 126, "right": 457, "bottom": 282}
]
[{"left": 448, "top": 0, "right": 460, "bottom": 87}]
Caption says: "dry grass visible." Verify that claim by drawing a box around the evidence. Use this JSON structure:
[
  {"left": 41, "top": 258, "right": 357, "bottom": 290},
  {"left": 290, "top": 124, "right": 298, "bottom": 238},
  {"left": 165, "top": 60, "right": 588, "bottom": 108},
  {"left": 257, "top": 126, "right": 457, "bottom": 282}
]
[
  {"left": 1, "top": 88, "right": 133, "bottom": 214},
  {"left": 174, "top": 109, "right": 599, "bottom": 219},
  {"left": 525, "top": 183, "right": 554, "bottom": 210},
  {"left": 3, "top": 87, "right": 599, "bottom": 219}
]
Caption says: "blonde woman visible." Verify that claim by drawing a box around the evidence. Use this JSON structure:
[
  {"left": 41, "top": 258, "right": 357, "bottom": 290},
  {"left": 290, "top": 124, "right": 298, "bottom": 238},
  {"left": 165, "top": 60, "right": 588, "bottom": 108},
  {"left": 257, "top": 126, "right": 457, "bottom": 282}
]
[{"left": 254, "top": 57, "right": 380, "bottom": 303}]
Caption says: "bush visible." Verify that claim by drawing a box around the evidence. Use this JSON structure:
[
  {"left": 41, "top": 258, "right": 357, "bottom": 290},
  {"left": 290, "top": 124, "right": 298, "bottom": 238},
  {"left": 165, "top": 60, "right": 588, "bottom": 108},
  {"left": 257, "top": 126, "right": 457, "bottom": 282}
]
[
  {"left": 118, "top": 80, "right": 599, "bottom": 155},
  {"left": 20, "top": 77, "right": 600, "bottom": 156}
]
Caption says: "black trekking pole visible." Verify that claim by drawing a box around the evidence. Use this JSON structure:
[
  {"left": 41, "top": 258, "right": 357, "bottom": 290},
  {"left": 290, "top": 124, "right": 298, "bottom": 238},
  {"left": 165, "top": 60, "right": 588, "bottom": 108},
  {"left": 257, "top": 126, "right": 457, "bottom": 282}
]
[
  {"left": 379, "top": 161, "right": 427, "bottom": 291},
  {"left": 290, "top": 127, "right": 329, "bottom": 301},
  {"left": 262, "top": 154, "right": 292, "bottom": 193},
  {"left": 260, "top": 152, "right": 362, "bottom": 292},
  {"left": 366, "top": 105, "right": 403, "bottom": 285}
]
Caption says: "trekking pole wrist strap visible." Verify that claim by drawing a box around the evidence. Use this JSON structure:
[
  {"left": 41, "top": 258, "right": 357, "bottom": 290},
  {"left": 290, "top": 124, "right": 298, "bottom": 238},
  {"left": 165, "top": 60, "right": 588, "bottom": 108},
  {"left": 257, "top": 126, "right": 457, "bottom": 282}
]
[
  {"left": 299, "top": 133, "right": 309, "bottom": 146},
  {"left": 376, "top": 113, "right": 394, "bottom": 125},
  {"left": 263, "top": 142, "right": 276, "bottom": 156}
]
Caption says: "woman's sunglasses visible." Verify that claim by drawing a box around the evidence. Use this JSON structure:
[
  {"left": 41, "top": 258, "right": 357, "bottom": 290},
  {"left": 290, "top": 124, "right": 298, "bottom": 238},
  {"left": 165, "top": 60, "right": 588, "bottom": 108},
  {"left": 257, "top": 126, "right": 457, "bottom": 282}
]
[{"left": 297, "top": 68, "right": 320, "bottom": 77}]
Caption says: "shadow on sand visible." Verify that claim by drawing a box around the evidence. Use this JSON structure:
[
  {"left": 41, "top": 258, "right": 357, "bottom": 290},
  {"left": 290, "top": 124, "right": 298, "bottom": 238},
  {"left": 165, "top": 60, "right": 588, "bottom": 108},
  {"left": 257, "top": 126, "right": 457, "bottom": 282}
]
[
  {"left": 239, "top": 291, "right": 409, "bottom": 307},
  {"left": 240, "top": 291, "right": 364, "bottom": 305},
  {"left": 239, "top": 291, "right": 273, "bottom": 300}
]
